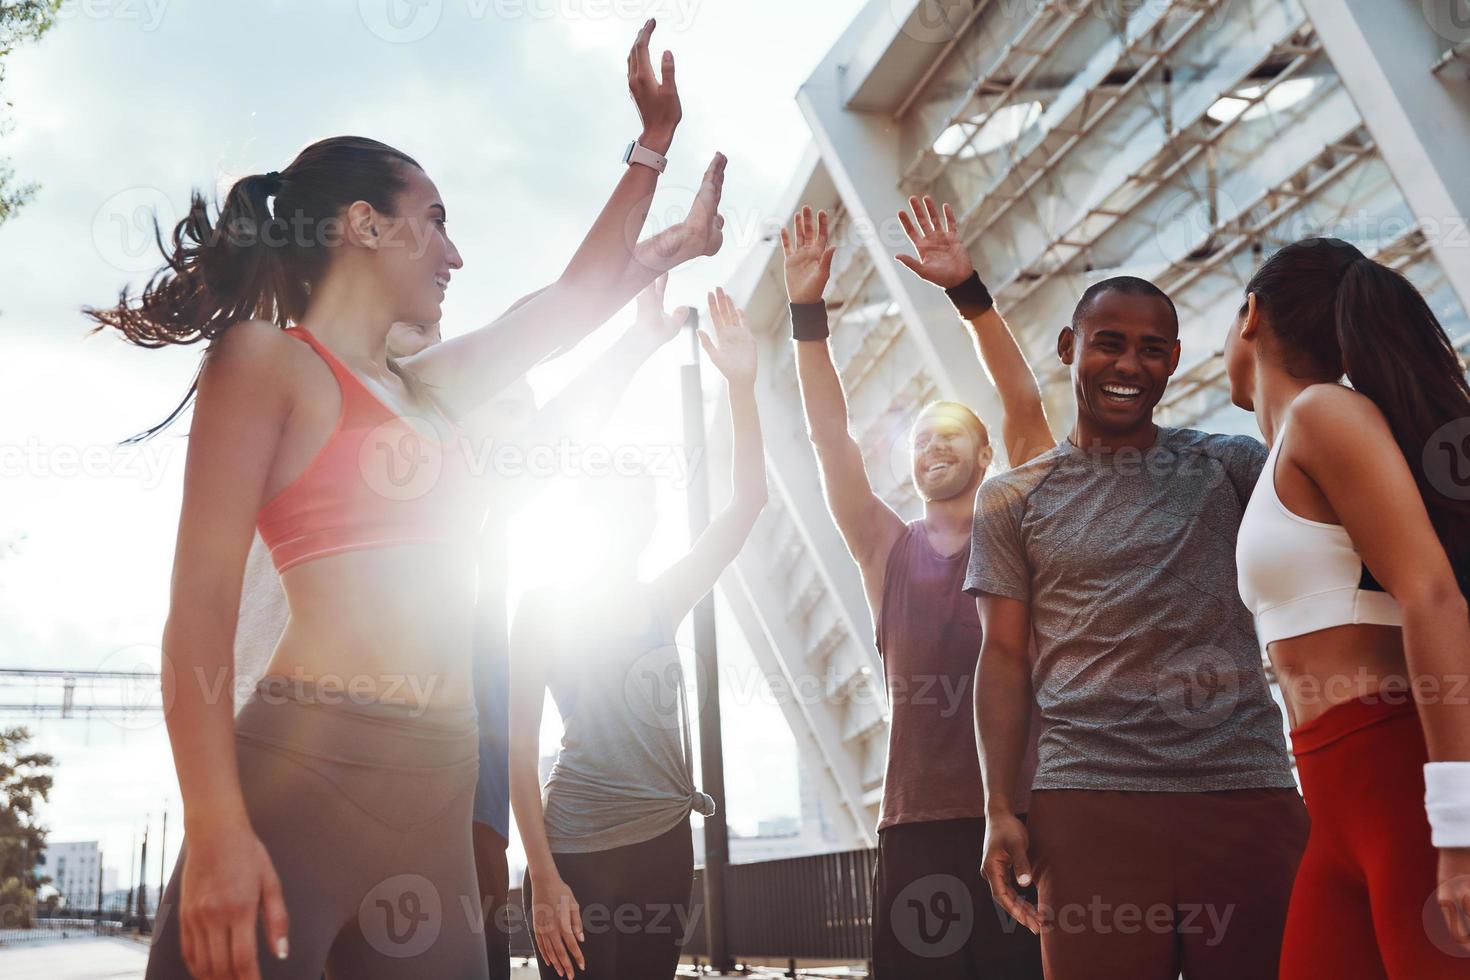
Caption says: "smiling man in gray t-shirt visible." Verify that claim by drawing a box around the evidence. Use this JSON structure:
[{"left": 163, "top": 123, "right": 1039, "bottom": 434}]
[{"left": 965, "top": 277, "right": 1308, "bottom": 980}]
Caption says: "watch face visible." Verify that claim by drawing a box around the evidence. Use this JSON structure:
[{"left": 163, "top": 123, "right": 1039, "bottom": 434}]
[{"left": 623, "top": 141, "right": 636, "bottom": 163}]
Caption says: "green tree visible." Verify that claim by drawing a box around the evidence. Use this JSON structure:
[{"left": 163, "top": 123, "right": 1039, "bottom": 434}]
[
  {"left": 0, "top": 726, "right": 53, "bottom": 927},
  {"left": 0, "top": 1, "right": 60, "bottom": 228}
]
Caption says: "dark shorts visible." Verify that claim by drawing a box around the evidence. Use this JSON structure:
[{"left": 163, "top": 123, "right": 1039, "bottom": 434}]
[
  {"left": 1027, "top": 787, "right": 1309, "bottom": 980},
  {"left": 872, "top": 816, "right": 1044, "bottom": 979}
]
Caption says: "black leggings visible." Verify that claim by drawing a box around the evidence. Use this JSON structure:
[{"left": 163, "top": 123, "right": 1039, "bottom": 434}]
[
  {"left": 523, "top": 818, "right": 695, "bottom": 980},
  {"left": 147, "top": 677, "right": 487, "bottom": 979}
]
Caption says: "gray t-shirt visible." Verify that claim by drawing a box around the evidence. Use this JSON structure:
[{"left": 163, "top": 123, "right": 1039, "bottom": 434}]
[
  {"left": 964, "top": 426, "right": 1295, "bottom": 792},
  {"left": 540, "top": 585, "right": 705, "bottom": 853}
]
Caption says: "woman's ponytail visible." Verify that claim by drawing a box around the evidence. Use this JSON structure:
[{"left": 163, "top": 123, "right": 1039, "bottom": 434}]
[
  {"left": 85, "top": 136, "right": 422, "bottom": 442},
  {"left": 1248, "top": 238, "right": 1470, "bottom": 591}
]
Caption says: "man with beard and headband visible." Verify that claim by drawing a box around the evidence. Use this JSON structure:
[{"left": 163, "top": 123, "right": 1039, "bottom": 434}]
[
  {"left": 965, "top": 272, "right": 1309, "bottom": 979},
  {"left": 781, "top": 195, "right": 1049, "bottom": 979}
]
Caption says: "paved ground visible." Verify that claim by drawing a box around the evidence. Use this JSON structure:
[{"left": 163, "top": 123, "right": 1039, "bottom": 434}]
[
  {"left": 0, "top": 937, "right": 548, "bottom": 978},
  {"left": 0, "top": 935, "right": 150, "bottom": 979}
]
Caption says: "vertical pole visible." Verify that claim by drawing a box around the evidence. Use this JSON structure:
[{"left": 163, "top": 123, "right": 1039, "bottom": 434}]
[
  {"left": 95, "top": 848, "right": 104, "bottom": 931},
  {"left": 137, "top": 825, "right": 150, "bottom": 934},
  {"left": 681, "top": 314, "right": 733, "bottom": 974},
  {"left": 125, "top": 832, "right": 136, "bottom": 919},
  {"left": 158, "top": 810, "right": 167, "bottom": 912}
]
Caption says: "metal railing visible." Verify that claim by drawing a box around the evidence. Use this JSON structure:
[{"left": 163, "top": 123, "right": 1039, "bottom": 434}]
[{"left": 506, "top": 847, "right": 879, "bottom": 973}]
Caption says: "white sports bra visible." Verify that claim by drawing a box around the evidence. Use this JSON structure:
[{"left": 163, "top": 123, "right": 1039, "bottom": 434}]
[{"left": 1237, "top": 419, "right": 1402, "bottom": 647}]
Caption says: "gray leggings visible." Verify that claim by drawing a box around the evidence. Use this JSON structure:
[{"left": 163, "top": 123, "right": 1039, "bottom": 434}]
[{"left": 147, "top": 676, "right": 488, "bottom": 979}]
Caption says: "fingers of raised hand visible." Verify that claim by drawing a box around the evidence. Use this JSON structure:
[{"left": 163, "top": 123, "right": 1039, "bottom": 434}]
[
  {"left": 923, "top": 195, "right": 943, "bottom": 235},
  {"left": 898, "top": 206, "right": 921, "bottom": 248},
  {"left": 816, "top": 209, "right": 830, "bottom": 247},
  {"left": 909, "top": 195, "right": 935, "bottom": 235}
]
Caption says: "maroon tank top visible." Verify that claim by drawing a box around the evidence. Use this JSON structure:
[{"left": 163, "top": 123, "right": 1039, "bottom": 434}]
[{"left": 874, "top": 521, "right": 1038, "bottom": 831}]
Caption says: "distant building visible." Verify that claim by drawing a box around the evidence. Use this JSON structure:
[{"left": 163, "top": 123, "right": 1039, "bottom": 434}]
[{"left": 35, "top": 841, "right": 103, "bottom": 906}]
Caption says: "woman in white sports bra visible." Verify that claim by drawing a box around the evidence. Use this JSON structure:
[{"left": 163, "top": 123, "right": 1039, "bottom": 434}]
[{"left": 1226, "top": 237, "right": 1470, "bottom": 976}]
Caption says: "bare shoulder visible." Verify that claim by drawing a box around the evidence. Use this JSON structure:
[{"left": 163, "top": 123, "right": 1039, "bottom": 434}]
[
  {"left": 1289, "top": 383, "right": 1392, "bottom": 443},
  {"left": 199, "top": 321, "right": 296, "bottom": 382}
]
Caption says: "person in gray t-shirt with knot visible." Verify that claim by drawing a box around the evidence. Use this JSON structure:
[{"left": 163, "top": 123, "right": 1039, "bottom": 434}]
[
  {"left": 965, "top": 277, "right": 1309, "bottom": 980},
  {"left": 509, "top": 287, "right": 767, "bottom": 980}
]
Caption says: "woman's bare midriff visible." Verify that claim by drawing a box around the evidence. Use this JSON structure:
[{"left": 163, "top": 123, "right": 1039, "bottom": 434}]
[
  {"left": 1268, "top": 622, "right": 1412, "bottom": 729},
  {"left": 263, "top": 541, "right": 480, "bottom": 708}
]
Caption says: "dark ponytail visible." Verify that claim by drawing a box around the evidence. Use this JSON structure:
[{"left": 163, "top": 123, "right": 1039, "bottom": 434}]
[
  {"left": 86, "top": 136, "right": 426, "bottom": 443},
  {"left": 1246, "top": 237, "right": 1470, "bottom": 589}
]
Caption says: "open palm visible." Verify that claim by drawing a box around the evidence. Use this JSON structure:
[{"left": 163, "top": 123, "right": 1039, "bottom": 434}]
[
  {"left": 896, "top": 194, "right": 974, "bottom": 289},
  {"left": 781, "top": 205, "right": 836, "bottom": 305},
  {"left": 702, "top": 287, "right": 756, "bottom": 387}
]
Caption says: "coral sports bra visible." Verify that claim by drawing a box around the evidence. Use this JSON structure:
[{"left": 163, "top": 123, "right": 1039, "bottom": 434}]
[
  {"left": 1236, "top": 418, "right": 1401, "bottom": 648},
  {"left": 255, "top": 327, "right": 488, "bottom": 573}
]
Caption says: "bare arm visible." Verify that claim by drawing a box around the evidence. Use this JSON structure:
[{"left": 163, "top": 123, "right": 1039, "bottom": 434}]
[
  {"left": 783, "top": 206, "right": 905, "bottom": 593},
  {"left": 975, "top": 592, "right": 1041, "bottom": 935},
  {"left": 1290, "top": 387, "right": 1470, "bottom": 943},
  {"left": 1291, "top": 388, "right": 1470, "bottom": 761},
  {"left": 404, "top": 22, "right": 724, "bottom": 412},
  {"left": 464, "top": 278, "right": 686, "bottom": 514},
  {"left": 896, "top": 195, "right": 1053, "bottom": 467},
  {"left": 648, "top": 288, "right": 768, "bottom": 626},
  {"left": 507, "top": 591, "right": 586, "bottom": 977},
  {"left": 162, "top": 320, "right": 291, "bottom": 978}
]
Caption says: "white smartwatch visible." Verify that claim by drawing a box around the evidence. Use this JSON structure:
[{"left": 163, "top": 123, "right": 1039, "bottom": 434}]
[{"left": 623, "top": 139, "right": 667, "bottom": 174}]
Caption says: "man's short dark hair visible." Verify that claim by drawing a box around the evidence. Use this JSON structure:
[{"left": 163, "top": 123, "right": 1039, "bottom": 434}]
[{"left": 1071, "top": 276, "right": 1179, "bottom": 336}]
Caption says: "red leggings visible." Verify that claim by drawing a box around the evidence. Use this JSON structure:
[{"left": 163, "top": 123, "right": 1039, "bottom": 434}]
[{"left": 1281, "top": 694, "right": 1470, "bottom": 978}]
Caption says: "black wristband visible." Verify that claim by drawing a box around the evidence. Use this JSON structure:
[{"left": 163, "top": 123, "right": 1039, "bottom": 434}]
[
  {"left": 945, "top": 270, "right": 994, "bottom": 319},
  {"left": 790, "top": 300, "right": 831, "bottom": 342}
]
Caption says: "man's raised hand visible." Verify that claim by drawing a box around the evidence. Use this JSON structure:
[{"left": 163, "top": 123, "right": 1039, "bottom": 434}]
[
  {"left": 896, "top": 194, "right": 974, "bottom": 289},
  {"left": 627, "top": 19, "right": 681, "bottom": 154},
  {"left": 781, "top": 205, "right": 837, "bottom": 305}
]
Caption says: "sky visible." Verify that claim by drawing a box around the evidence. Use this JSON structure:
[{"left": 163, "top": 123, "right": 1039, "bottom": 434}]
[{"left": 0, "top": 0, "right": 871, "bottom": 894}]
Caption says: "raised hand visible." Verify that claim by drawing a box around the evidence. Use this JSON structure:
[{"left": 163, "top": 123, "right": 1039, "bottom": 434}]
[
  {"left": 627, "top": 18, "right": 681, "bottom": 155},
  {"left": 644, "top": 153, "right": 727, "bottom": 272},
  {"left": 702, "top": 287, "right": 757, "bottom": 387},
  {"left": 633, "top": 274, "right": 693, "bottom": 347},
  {"left": 682, "top": 153, "right": 727, "bottom": 258},
  {"left": 781, "top": 205, "right": 837, "bottom": 305},
  {"left": 896, "top": 194, "right": 974, "bottom": 289}
]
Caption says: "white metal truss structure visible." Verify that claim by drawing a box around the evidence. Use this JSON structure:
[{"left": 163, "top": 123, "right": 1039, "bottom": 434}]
[{"left": 714, "top": 0, "right": 1470, "bottom": 844}]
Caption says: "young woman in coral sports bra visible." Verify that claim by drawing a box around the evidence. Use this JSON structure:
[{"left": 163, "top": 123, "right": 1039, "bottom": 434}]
[
  {"left": 1226, "top": 238, "right": 1470, "bottom": 977},
  {"left": 85, "top": 22, "right": 725, "bottom": 980}
]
